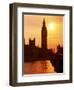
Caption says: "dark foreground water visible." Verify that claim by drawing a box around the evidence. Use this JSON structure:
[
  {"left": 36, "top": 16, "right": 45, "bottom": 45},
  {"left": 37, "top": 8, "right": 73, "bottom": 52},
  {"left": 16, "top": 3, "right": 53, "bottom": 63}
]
[{"left": 24, "top": 60, "right": 55, "bottom": 74}]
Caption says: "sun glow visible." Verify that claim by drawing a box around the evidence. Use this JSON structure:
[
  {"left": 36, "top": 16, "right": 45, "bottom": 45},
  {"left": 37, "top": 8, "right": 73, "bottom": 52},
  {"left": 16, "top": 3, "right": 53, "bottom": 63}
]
[{"left": 48, "top": 22, "right": 55, "bottom": 30}]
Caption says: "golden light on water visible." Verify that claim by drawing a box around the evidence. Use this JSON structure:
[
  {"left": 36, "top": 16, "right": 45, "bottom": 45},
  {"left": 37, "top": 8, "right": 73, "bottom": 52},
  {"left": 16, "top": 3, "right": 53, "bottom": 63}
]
[{"left": 24, "top": 60, "right": 55, "bottom": 74}]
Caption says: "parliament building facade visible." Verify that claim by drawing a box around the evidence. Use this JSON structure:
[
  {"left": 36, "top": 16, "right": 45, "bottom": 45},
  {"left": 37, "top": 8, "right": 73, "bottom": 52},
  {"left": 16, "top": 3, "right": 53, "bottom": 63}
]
[{"left": 24, "top": 19, "right": 53, "bottom": 61}]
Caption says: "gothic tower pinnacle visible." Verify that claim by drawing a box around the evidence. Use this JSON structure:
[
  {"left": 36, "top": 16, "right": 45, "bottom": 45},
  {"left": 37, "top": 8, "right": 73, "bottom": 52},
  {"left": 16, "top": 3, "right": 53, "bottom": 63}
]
[{"left": 41, "top": 18, "right": 47, "bottom": 49}]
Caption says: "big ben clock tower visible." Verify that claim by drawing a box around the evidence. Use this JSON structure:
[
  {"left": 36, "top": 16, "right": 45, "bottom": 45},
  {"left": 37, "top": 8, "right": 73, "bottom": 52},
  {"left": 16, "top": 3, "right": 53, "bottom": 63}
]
[{"left": 41, "top": 18, "right": 47, "bottom": 49}]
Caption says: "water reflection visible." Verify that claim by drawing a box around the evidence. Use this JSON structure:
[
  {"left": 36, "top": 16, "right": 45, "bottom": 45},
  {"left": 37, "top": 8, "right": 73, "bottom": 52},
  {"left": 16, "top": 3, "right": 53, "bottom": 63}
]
[{"left": 24, "top": 60, "right": 55, "bottom": 74}]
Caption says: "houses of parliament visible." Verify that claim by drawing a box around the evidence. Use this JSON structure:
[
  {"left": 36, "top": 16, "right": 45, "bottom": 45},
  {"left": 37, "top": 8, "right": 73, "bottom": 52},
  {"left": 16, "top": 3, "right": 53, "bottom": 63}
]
[
  {"left": 24, "top": 19, "right": 53, "bottom": 61},
  {"left": 24, "top": 18, "right": 63, "bottom": 61}
]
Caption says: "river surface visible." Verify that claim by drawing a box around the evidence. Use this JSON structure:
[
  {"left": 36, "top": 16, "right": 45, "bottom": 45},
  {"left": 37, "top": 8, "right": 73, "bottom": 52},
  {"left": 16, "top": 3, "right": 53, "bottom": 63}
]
[{"left": 24, "top": 60, "right": 55, "bottom": 74}]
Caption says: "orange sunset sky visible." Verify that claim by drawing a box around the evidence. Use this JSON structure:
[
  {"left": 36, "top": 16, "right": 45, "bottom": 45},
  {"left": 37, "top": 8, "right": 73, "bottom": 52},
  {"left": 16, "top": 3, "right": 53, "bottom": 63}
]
[{"left": 24, "top": 15, "right": 63, "bottom": 50}]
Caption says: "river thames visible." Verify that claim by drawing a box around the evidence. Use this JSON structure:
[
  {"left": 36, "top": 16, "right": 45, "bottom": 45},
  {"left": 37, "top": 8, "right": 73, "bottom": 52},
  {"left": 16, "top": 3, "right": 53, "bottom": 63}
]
[{"left": 24, "top": 60, "right": 55, "bottom": 74}]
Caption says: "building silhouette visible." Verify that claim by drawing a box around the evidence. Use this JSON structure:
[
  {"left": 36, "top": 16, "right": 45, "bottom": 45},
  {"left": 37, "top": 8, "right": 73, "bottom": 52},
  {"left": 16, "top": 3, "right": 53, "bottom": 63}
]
[
  {"left": 29, "top": 38, "right": 35, "bottom": 47},
  {"left": 24, "top": 18, "right": 50, "bottom": 60},
  {"left": 41, "top": 19, "right": 47, "bottom": 49}
]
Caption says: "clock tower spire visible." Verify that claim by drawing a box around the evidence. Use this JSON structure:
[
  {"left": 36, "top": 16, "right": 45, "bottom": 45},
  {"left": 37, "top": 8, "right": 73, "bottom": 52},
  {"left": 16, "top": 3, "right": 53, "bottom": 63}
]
[{"left": 41, "top": 18, "right": 47, "bottom": 49}]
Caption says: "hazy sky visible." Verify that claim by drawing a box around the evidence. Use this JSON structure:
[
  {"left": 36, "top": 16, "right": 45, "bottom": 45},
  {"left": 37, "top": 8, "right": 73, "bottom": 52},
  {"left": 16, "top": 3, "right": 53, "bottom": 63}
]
[{"left": 24, "top": 15, "right": 63, "bottom": 50}]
